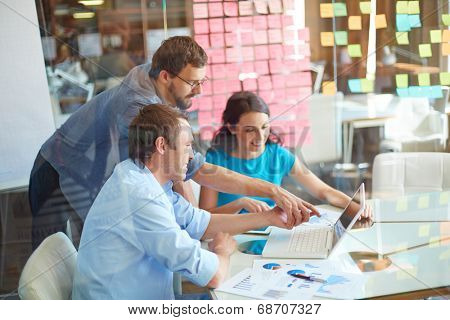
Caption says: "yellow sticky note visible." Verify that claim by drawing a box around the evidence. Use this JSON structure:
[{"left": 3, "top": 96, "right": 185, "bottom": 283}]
[
  {"left": 348, "top": 44, "right": 362, "bottom": 57},
  {"left": 361, "top": 79, "right": 374, "bottom": 93},
  {"left": 439, "top": 191, "right": 450, "bottom": 205},
  {"left": 418, "top": 194, "right": 430, "bottom": 209},
  {"left": 375, "top": 14, "right": 387, "bottom": 29},
  {"left": 322, "top": 81, "right": 336, "bottom": 95},
  {"left": 408, "top": 1, "right": 420, "bottom": 15},
  {"left": 430, "top": 30, "right": 442, "bottom": 43},
  {"left": 442, "top": 14, "right": 450, "bottom": 26},
  {"left": 396, "top": 32, "right": 409, "bottom": 45},
  {"left": 419, "top": 44, "right": 432, "bottom": 58},
  {"left": 396, "top": 74, "right": 408, "bottom": 88},
  {"left": 320, "top": 3, "right": 334, "bottom": 18},
  {"left": 443, "top": 30, "right": 450, "bottom": 42},
  {"left": 359, "top": 1, "right": 371, "bottom": 14},
  {"left": 320, "top": 32, "right": 334, "bottom": 47},
  {"left": 442, "top": 43, "right": 450, "bottom": 56},
  {"left": 395, "top": 197, "right": 408, "bottom": 212},
  {"left": 429, "top": 236, "right": 440, "bottom": 248},
  {"left": 418, "top": 224, "right": 430, "bottom": 237},
  {"left": 348, "top": 16, "right": 362, "bottom": 30},
  {"left": 418, "top": 73, "right": 431, "bottom": 86},
  {"left": 396, "top": 1, "right": 408, "bottom": 14}
]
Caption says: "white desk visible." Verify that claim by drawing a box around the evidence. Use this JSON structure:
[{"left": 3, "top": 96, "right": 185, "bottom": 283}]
[{"left": 212, "top": 201, "right": 450, "bottom": 300}]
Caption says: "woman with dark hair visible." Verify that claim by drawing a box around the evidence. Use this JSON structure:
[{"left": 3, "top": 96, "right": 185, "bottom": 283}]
[{"left": 199, "top": 91, "right": 371, "bottom": 217}]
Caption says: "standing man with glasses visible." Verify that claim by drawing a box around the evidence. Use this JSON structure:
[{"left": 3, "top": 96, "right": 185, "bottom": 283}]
[{"left": 29, "top": 36, "right": 318, "bottom": 250}]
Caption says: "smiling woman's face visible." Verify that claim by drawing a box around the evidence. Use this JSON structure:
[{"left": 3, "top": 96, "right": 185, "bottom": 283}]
[{"left": 230, "top": 111, "right": 270, "bottom": 155}]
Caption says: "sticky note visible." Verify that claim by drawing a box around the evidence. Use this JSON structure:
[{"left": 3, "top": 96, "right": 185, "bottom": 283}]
[
  {"left": 320, "top": 3, "right": 334, "bottom": 18},
  {"left": 418, "top": 224, "right": 430, "bottom": 237},
  {"left": 419, "top": 44, "right": 432, "bottom": 58},
  {"left": 430, "top": 30, "right": 442, "bottom": 43},
  {"left": 238, "top": 1, "right": 253, "bottom": 16},
  {"left": 430, "top": 86, "right": 443, "bottom": 98},
  {"left": 396, "top": 74, "right": 408, "bottom": 88},
  {"left": 396, "top": 1, "right": 408, "bottom": 14},
  {"left": 348, "top": 44, "right": 362, "bottom": 57},
  {"left": 359, "top": 1, "right": 371, "bottom": 14},
  {"left": 442, "top": 43, "right": 450, "bottom": 56},
  {"left": 397, "top": 14, "right": 411, "bottom": 32},
  {"left": 193, "top": 3, "right": 208, "bottom": 19},
  {"left": 376, "top": 14, "right": 387, "bottom": 29},
  {"left": 418, "top": 194, "right": 430, "bottom": 209},
  {"left": 361, "top": 79, "right": 374, "bottom": 92},
  {"left": 442, "top": 14, "right": 450, "bottom": 26},
  {"left": 333, "top": 3, "right": 347, "bottom": 17},
  {"left": 268, "top": 0, "right": 283, "bottom": 14},
  {"left": 254, "top": 0, "right": 268, "bottom": 14},
  {"left": 397, "top": 88, "right": 409, "bottom": 97},
  {"left": 322, "top": 81, "right": 336, "bottom": 95},
  {"left": 208, "top": 2, "right": 223, "bottom": 18},
  {"left": 348, "top": 79, "right": 362, "bottom": 93},
  {"left": 408, "top": 14, "right": 421, "bottom": 28},
  {"left": 334, "top": 31, "right": 348, "bottom": 45},
  {"left": 429, "top": 236, "right": 440, "bottom": 248},
  {"left": 320, "top": 32, "right": 334, "bottom": 47},
  {"left": 408, "top": 1, "right": 420, "bottom": 14},
  {"left": 418, "top": 73, "right": 431, "bottom": 86},
  {"left": 443, "top": 30, "right": 450, "bottom": 42},
  {"left": 348, "top": 16, "right": 362, "bottom": 30},
  {"left": 223, "top": 2, "right": 238, "bottom": 17},
  {"left": 440, "top": 72, "right": 450, "bottom": 85},
  {"left": 396, "top": 197, "right": 408, "bottom": 212},
  {"left": 396, "top": 32, "right": 409, "bottom": 45}
]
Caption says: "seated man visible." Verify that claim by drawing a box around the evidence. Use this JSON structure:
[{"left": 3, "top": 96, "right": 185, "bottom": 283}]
[{"left": 72, "top": 104, "right": 292, "bottom": 300}]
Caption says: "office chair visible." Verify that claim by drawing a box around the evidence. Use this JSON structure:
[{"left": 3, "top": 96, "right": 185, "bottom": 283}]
[{"left": 18, "top": 232, "right": 77, "bottom": 299}]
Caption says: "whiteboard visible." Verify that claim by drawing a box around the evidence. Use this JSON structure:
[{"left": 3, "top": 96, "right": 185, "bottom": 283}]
[{"left": 0, "top": 0, "right": 55, "bottom": 190}]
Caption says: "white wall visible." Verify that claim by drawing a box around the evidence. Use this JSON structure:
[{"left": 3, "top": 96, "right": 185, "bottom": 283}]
[{"left": 0, "top": 0, "right": 55, "bottom": 190}]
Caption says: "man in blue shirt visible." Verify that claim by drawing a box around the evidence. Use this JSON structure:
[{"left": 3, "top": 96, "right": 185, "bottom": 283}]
[
  {"left": 29, "top": 36, "right": 318, "bottom": 250},
  {"left": 72, "top": 105, "right": 290, "bottom": 299}
]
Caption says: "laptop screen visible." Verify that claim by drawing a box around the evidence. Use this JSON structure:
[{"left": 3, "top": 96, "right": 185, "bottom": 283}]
[{"left": 332, "top": 183, "right": 366, "bottom": 246}]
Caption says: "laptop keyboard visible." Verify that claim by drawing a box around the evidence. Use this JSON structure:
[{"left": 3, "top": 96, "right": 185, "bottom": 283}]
[{"left": 288, "top": 227, "right": 329, "bottom": 253}]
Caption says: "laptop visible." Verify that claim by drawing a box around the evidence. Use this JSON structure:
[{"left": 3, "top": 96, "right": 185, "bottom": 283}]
[{"left": 262, "top": 183, "right": 366, "bottom": 259}]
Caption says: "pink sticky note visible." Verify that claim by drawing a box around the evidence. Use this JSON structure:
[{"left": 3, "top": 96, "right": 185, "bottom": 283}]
[
  {"left": 213, "top": 108, "right": 224, "bottom": 118},
  {"left": 290, "top": 58, "right": 310, "bottom": 71},
  {"left": 253, "top": 15, "right": 268, "bottom": 30},
  {"left": 213, "top": 94, "right": 227, "bottom": 109},
  {"left": 259, "top": 90, "right": 274, "bottom": 104},
  {"left": 258, "top": 75, "right": 272, "bottom": 91},
  {"left": 267, "top": 15, "right": 282, "bottom": 29},
  {"left": 282, "top": 0, "right": 295, "bottom": 11},
  {"left": 195, "top": 34, "right": 210, "bottom": 48},
  {"left": 282, "top": 15, "right": 294, "bottom": 27},
  {"left": 296, "top": 72, "right": 312, "bottom": 87},
  {"left": 227, "top": 79, "right": 241, "bottom": 92},
  {"left": 206, "top": 64, "right": 212, "bottom": 78},
  {"left": 274, "top": 88, "right": 286, "bottom": 101},
  {"left": 194, "top": 19, "right": 209, "bottom": 34},
  {"left": 271, "top": 74, "right": 285, "bottom": 89},
  {"left": 298, "top": 43, "right": 311, "bottom": 56},
  {"left": 269, "top": 44, "right": 284, "bottom": 59},
  {"left": 242, "top": 46, "right": 255, "bottom": 61},
  {"left": 193, "top": 96, "right": 213, "bottom": 111},
  {"left": 239, "top": 1, "right": 254, "bottom": 16},
  {"left": 193, "top": 3, "right": 208, "bottom": 19},
  {"left": 283, "top": 29, "right": 296, "bottom": 43},
  {"left": 210, "top": 33, "right": 225, "bottom": 48},
  {"left": 241, "top": 61, "right": 254, "bottom": 73},
  {"left": 269, "top": 59, "right": 284, "bottom": 74},
  {"left": 226, "top": 47, "right": 239, "bottom": 63},
  {"left": 298, "top": 28, "right": 310, "bottom": 42},
  {"left": 268, "top": 29, "right": 283, "bottom": 43},
  {"left": 198, "top": 111, "right": 213, "bottom": 124},
  {"left": 213, "top": 79, "right": 228, "bottom": 94},
  {"left": 254, "top": 60, "right": 269, "bottom": 75},
  {"left": 202, "top": 80, "right": 212, "bottom": 95},
  {"left": 254, "top": 45, "right": 269, "bottom": 60},
  {"left": 254, "top": 0, "right": 268, "bottom": 14},
  {"left": 208, "top": 2, "right": 223, "bottom": 18},
  {"left": 240, "top": 30, "right": 254, "bottom": 46},
  {"left": 284, "top": 45, "right": 295, "bottom": 56},
  {"left": 209, "top": 18, "right": 224, "bottom": 33},
  {"left": 223, "top": 2, "right": 238, "bottom": 17},
  {"left": 225, "top": 63, "right": 240, "bottom": 79},
  {"left": 239, "top": 17, "right": 253, "bottom": 30},
  {"left": 243, "top": 78, "right": 258, "bottom": 91},
  {"left": 224, "top": 17, "right": 238, "bottom": 32},
  {"left": 254, "top": 30, "right": 268, "bottom": 45},
  {"left": 285, "top": 87, "right": 300, "bottom": 100},
  {"left": 212, "top": 64, "right": 226, "bottom": 79},
  {"left": 269, "top": 0, "right": 283, "bottom": 14},
  {"left": 209, "top": 48, "right": 225, "bottom": 63},
  {"left": 225, "top": 32, "right": 237, "bottom": 47}
]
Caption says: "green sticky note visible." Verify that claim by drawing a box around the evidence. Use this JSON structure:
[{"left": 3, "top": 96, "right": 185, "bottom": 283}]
[
  {"left": 396, "top": 1, "right": 408, "bottom": 14},
  {"left": 396, "top": 197, "right": 408, "bottom": 212},
  {"left": 430, "top": 30, "right": 442, "bottom": 43},
  {"left": 408, "top": 1, "right": 420, "bottom": 14},
  {"left": 359, "top": 1, "right": 371, "bottom": 14},
  {"left": 419, "top": 44, "right": 432, "bottom": 58},
  {"left": 439, "top": 191, "right": 450, "bottom": 205},
  {"left": 334, "top": 31, "right": 348, "bottom": 45},
  {"left": 440, "top": 72, "right": 450, "bottom": 85},
  {"left": 443, "top": 14, "right": 450, "bottom": 26},
  {"left": 418, "top": 224, "right": 430, "bottom": 237},
  {"left": 418, "top": 195, "right": 430, "bottom": 209},
  {"left": 396, "top": 32, "right": 409, "bottom": 45},
  {"left": 333, "top": 3, "right": 347, "bottom": 17},
  {"left": 396, "top": 74, "right": 408, "bottom": 88},
  {"left": 361, "top": 79, "right": 374, "bottom": 93},
  {"left": 348, "top": 44, "right": 362, "bottom": 57},
  {"left": 418, "top": 73, "right": 431, "bottom": 86}
]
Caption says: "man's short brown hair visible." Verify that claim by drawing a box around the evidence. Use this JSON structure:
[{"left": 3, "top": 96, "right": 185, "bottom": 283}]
[
  {"left": 149, "top": 36, "right": 208, "bottom": 79},
  {"left": 128, "top": 104, "right": 188, "bottom": 167}
]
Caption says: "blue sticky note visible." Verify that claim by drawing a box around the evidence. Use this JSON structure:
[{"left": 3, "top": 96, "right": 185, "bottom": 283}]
[
  {"left": 396, "top": 14, "right": 411, "bottom": 32},
  {"left": 408, "top": 14, "right": 421, "bottom": 28},
  {"left": 396, "top": 88, "right": 409, "bottom": 97},
  {"left": 348, "top": 79, "right": 362, "bottom": 93},
  {"left": 408, "top": 86, "right": 422, "bottom": 97},
  {"left": 430, "top": 86, "right": 444, "bottom": 98}
]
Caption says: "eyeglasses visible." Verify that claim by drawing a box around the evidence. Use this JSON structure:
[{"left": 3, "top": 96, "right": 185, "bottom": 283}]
[{"left": 172, "top": 73, "right": 209, "bottom": 90}]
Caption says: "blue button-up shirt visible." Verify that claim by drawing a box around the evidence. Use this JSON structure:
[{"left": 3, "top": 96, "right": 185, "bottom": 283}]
[
  {"left": 72, "top": 159, "right": 218, "bottom": 300},
  {"left": 40, "top": 64, "right": 204, "bottom": 220}
]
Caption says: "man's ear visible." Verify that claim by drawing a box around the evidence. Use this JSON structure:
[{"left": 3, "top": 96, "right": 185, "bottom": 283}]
[
  {"left": 158, "top": 70, "right": 171, "bottom": 85},
  {"left": 154, "top": 136, "right": 166, "bottom": 155}
]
